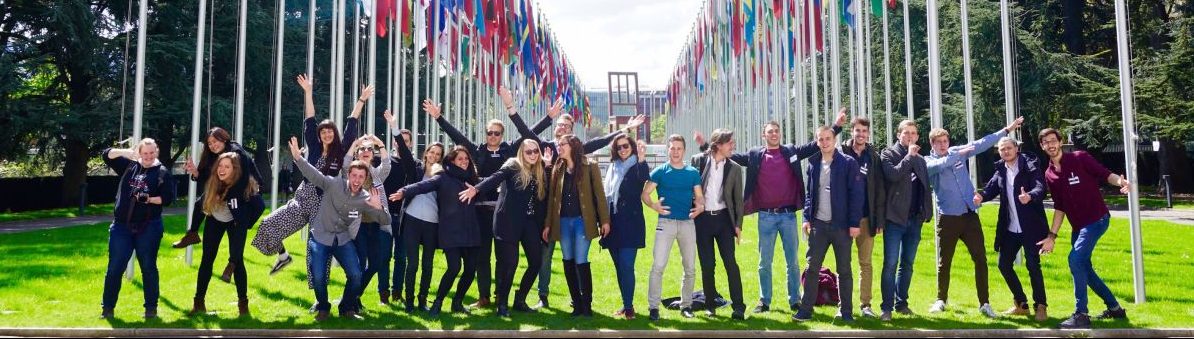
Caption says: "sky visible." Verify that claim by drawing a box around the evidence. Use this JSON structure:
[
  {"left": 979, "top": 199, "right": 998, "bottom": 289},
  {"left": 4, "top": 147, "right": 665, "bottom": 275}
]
[{"left": 535, "top": 0, "right": 704, "bottom": 92}]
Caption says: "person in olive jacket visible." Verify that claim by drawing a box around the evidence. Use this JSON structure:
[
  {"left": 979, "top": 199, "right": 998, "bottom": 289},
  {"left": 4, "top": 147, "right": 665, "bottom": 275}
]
[{"left": 543, "top": 135, "right": 611, "bottom": 318}]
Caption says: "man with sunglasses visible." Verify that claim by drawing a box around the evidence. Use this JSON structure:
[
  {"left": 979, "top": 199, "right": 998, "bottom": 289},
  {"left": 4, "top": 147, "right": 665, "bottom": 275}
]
[
  {"left": 511, "top": 91, "right": 647, "bottom": 309},
  {"left": 422, "top": 87, "right": 553, "bottom": 309}
]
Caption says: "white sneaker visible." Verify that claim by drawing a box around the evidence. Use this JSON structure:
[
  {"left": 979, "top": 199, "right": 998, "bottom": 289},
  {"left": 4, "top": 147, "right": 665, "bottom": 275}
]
[
  {"left": 928, "top": 300, "right": 947, "bottom": 313},
  {"left": 979, "top": 303, "right": 998, "bottom": 319}
]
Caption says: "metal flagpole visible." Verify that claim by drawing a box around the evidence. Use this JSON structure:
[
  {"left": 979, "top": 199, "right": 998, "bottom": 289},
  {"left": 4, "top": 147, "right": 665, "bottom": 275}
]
[
  {"left": 270, "top": 0, "right": 285, "bottom": 232},
  {"left": 127, "top": 0, "right": 149, "bottom": 279},
  {"left": 368, "top": 0, "right": 379, "bottom": 135},
  {"left": 848, "top": 24, "right": 858, "bottom": 122},
  {"left": 829, "top": 0, "right": 841, "bottom": 115},
  {"left": 805, "top": 0, "right": 819, "bottom": 138},
  {"left": 864, "top": 0, "right": 875, "bottom": 128},
  {"left": 309, "top": 0, "right": 316, "bottom": 78},
  {"left": 926, "top": 0, "right": 942, "bottom": 129},
  {"left": 999, "top": 0, "right": 1016, "bottom": 137},
  {"left": 234, "top": 0, "right": 248, "bottom": 142},
  {"left": 352, "top": 3, "right": 362, "bottom": 124},
  {"left": 185, "top": 0, "right": 209, "bottom": 267},
  {"left": 330, "top": 0, "right": 339, "bottom": 125},
  {"left": 960, "top": 0, "right": 976, "bottom": 183},
  {"left": 903, "top": 0, "right": 913, "bottom": 120},
  {"left": 883, "top": 0, "right": 892, "bottom": 144},
  {"left": 1112, "top": 0, "right": 1145, "bottom": 304}
]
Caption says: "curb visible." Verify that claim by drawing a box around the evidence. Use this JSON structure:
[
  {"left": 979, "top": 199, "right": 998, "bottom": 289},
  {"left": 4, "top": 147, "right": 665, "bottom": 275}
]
[{"left": 1, "top": 328, "right": 1192, "bottom": 338}]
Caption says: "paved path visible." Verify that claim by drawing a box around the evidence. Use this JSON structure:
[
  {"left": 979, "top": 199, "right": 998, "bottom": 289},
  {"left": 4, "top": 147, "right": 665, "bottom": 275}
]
[{"left": 0, "top": 208, "right": 185, "bottom": 234}]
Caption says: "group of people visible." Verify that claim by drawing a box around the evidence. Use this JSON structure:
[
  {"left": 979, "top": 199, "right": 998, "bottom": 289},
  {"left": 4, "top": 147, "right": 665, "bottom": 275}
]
[{"left": 98, "top": 74, "right": 1131, "bottom": 329}]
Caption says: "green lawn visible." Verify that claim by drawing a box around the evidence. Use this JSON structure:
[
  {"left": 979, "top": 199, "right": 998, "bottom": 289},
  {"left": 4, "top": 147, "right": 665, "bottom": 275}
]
[
  {"left": 0, "top": 204, "right": 1191, "bottom": 330},
  {"left": 1103, "top": 196, "right": 1194, "bottom": 210},
  {"left": 0, "top": 203, "right": 116, "bottom": 223}
]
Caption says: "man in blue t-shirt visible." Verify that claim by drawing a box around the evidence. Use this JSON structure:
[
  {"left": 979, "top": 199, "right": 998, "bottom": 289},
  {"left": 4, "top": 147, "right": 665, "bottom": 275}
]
[{"left": 642, "top": 134, "right": 706, "bottom": 321}]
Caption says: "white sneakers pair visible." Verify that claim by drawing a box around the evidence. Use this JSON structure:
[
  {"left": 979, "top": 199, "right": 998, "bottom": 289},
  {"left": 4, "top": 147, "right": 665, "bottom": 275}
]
[{"left": 928, "top": 300, "right": 998, "bottom": 319}]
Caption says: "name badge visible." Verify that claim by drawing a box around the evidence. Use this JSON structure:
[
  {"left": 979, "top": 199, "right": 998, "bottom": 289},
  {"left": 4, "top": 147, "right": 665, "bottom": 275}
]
[
  {"left": 490, "top": 153, "right": 501, "bottom": 158},
  {"left": 824, "top": 185, "right": 831, "bottom": 193},
  {"left": 910, "top": 172, "right": 918, "bottom": 182},
  {"left": 955, "top": 162, "right": 965, "bottom": 170},
  {"left": 860, "top": 163, "right": 869, "bottom": 175},
  {"left": 789, "top": 154, "right": 800, "bottom": 163},
  {"left": 228, "top": 198, "right": 239, "bottom": 209},
  {"left": 349, "top": 210, "right": 360, "bottom": 219},
  {"left": 1068, "top": 172, "right": 1081, "bottom": 186}
]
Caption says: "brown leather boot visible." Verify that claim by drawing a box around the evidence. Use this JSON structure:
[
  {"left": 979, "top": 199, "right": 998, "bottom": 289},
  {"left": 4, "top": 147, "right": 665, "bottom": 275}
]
[
  {"left": 188, "top": 297, "right": 206, "bottom": 316},
  {"left": 469, "top": 297, "right": 491, "bottom": 309},
  {"left": 172, "top": 231, "right": 202, "bottom": 249},
  {"left": 1035, "top": 305, "right": 1048, "bottom": 322},
  {"left": 219, "top": 263, "right": 235, "bottom": 283},
  {"left": 380, "top": 290, "right": 391, "bottom": 305},
  {"left": 238, "top": 299, "right": 250, "bottom": 317}
]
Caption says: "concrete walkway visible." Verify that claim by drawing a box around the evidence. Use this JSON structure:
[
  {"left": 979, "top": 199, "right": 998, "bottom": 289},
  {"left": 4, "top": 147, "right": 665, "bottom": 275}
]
[
  {"left": 0, "top": 207, "right": 185, "bottom": 234},
  {"left": 0, "top": 327, "right": 1190, "bottom": 338}
]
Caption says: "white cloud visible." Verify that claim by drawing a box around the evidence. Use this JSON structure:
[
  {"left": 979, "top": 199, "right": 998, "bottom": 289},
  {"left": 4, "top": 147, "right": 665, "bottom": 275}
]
[{"left": 536, "top": 0, "right": 704, "bottom": 91}]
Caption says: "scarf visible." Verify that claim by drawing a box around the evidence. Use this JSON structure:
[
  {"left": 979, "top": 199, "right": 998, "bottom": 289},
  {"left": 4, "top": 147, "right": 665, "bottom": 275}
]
[{"left": 604, "top": 155, "right": 637, "bottom": 214}]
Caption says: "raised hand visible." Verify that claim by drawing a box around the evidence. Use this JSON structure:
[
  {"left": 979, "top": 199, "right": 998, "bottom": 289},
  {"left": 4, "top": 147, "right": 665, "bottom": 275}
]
[
  {"left": 637, "top": 143, "right": 648, "bottom": 162},
  {"left": 367, "top": 188, "right": 385, "bottom": 210},
  {"left": 836, "top": 107, "right": 849, "bottom": 127},
  {"left": 287, "top": 137, "right": 302, "bottom": 160},
  {"left": 383, "top": 109, "right": 395, "bottom": 124},
  {"left": 1018, "top": 187, "right": 1032, "bottom": 205},
  {"left": 908, "top": 144, "right": 921, "bottom": 157},
  {"left": 388, "top": 190, "right": 405, "bottom": 202},
  {"left": 422, "top": 99, "right": 442, "bottom": 120},
  {"left": 500, "top": 86, "right": 515, "bottom": 113},
  {"left": 296, "top": 74, "right": 313, "bottom": 93},
  {"left": 693, "top": 130, "right": 706, "bottom": 146},
  {"left": 458, "top": 184, "right": 478, "bottom": 203},
  {"left": 1005, "top": 116, "right": 1025, "bottom": 133},
  {"left": 547, "top": 98, "right": 565, "bottom": 119},
  {"left": 626, "top": 114, "right": 647, "bottom": 131},
  {"left": 542, "top": 146, "right": 555, "bottom": 165},
  {"left": 358, "top": 84, "right": 376, "bottom": 102}
]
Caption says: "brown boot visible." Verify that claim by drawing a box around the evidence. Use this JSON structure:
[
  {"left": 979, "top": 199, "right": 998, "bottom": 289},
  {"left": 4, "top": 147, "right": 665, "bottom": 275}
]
[
  {"left": 469, "top": 297, "right": 491, "bottom": 309},
  {"left": 380, "top": 290, "right": 391, "bottom": 305},
  {"left": 238, "top": 299, "right": 250, "bottom": 317},
  {"left": 172, "top": 231, "right": 202, "bottom": 249},
  {"left": 1034, "top": 305, "right": 1048, "bottom": 322},
  {"left": 188, "top": 297, "right": 206, "bottom": 316},
  {"left": 219, "top": 263, "right": 235, "bottom": 283}
]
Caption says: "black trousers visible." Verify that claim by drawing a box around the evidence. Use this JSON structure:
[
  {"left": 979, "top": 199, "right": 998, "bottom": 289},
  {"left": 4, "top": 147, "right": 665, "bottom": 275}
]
[
  {"left": 403, "top": 216, "right": 438, "bottom": 302},
  {"left": 474, "top": 207, "right": 495, "bottom": 299},
  {"left": 437, "top": 246, "right": 479, "bottom": 305},
  {"left": 186, "top": 197, "right": 205, "bottom": 233},
  {"left": 194, "top": 218, "right": 248, "bottom": 300},
  {"left": 494, "top": 220, "right": 544, "bottom": 307},
  {"left": 799, "top": 219, "right": 854, "bottom": 316},
  {"left": 694, "top": 210, "right": 745, "bottom": 312},
  {"left": 998, "top": 232, "right": 1048, "bottom": 308}
]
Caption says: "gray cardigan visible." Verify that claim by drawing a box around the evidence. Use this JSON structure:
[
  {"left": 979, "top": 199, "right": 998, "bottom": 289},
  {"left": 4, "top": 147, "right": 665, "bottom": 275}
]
[
  {"left": 295, "top": 153, "right": 390, "bottom": 246},
  {"left": 692, "top": 152, "right": 746, "bottom": 229}
]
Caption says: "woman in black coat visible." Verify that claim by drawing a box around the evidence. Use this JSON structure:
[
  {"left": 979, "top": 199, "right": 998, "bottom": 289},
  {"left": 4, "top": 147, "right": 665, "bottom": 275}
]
[
  {"left": 459, "top": 139, "right": 548, "bottom": 317},
  {"left": 187, "top": 152, "right": 265, "bottom": 318},
  {"left": 393, "top": 145, "right": 481, "bottom": 316},
  {"left": 599, "top": 134, "right": 651, "bottom": 319}
]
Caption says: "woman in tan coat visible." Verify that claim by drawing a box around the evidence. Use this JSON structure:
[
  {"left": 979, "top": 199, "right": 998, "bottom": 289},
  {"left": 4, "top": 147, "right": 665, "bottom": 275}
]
[{"left": 543, "top": 135, "right": 611, "bottom": 318}]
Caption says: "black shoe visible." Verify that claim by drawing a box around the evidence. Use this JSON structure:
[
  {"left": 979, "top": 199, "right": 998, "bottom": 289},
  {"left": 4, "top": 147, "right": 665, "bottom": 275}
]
[
  {"left": 496, "top": 305, "right": 510, "bottom": 318},
  {"left": 269, "top": 255, "right": 293, "bottom": 276},
  {"left": 895, "top": 306, "right": 914, "bottom": 315},
  {"left": 512, "top": 301, "right": 536, "bottom": 313},
  {"left": 451, "top": 303, "right": 471, "bottom": 315},
  {"left": 649, "top": 309, "right": 661, "bottom": 321},
  {"left": 753, "top": 302, "right": 770, "bottom": 313},
  {"left": 428, "top": 300, "right": 443, "bottom": 316},
  {"left": 99, "top": 308, "right": 114, "bottom": 319},
  {"left": 731, "top": 310, "right": 745, "bottom": 320},
  {"left": 419, "top": 299, "right": 429, "bottom": 312},
  {"left": 790, "top": 303, "right": 800, "bottom": 312},
  {"left": 1060, "top": 313, "right": 1092, "bottom": 329},
  {"left": 404, "top": 300, "right": 415, "bottom": 313},
  {"left": 792, "top": 310, "right": 813, "bottom": 322},
  {"left": 143, "top": 309, "right": 158, "bottom": 319},
  {"left": 680, "top": 307, "right": 695, "bottom": 318},
  {"left": 1095, "top": 307, "right": 1127, "bottom": 320}
]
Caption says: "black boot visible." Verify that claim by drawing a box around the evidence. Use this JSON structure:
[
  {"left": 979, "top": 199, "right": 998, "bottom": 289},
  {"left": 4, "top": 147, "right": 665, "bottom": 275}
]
[
  {"left": 513, "top": 288, "right": 536, "bottom": 313},
  {"left": 562, "top": 260, "right": 581, "bottom": 317},
  {"left": 578, "top": 262, "right": 594, "bottom": 317}
]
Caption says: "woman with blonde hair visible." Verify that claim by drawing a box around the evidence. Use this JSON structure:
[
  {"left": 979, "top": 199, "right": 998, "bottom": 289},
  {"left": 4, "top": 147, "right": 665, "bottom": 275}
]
[
  {"left": 188, "top": 153, "right": 265, "bottom": 318},
  {"left": 459, "top": 139, "right": 548, "bottom": 317}
]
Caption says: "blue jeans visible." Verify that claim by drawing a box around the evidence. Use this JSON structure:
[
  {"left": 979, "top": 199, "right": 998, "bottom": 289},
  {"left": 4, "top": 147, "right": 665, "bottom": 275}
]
[
  {"left": 390, "top": 213, "right": 406, "bottom": 295},
  {"left": 559, "top": 217, "right": 591, "bottom": 264},
  {"left": 102, "top": 220, "right": 164, "bottom": 311},
  {"left": 307, "top": 235, "right": 362, "bottom": 313},
  {"left": 1070, "top": 214, "right": 1120, "bottom": 314},
  {"left": 538, "top": 242, "right": 554, "bottom": 296},
  {"left": 757, "top": 211, "right": 800, "bottom": 307},
  {"left": 609, "top": 247, "right": 638, "bottom": 310},
  {"left": 881, "top": 218, "right": 922, "bottom": 312},
  {"left": 353, "top": 223, "right": 393, "bottom": 295}
]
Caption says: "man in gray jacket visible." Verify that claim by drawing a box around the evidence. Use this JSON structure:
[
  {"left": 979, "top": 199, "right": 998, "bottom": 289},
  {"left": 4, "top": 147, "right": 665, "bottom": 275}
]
[
  {"left": 878, "top": 119, "right": 933, "bottom": 321},
  {"left": 288, "top": 137, "right": 389, "bottom": 321}
]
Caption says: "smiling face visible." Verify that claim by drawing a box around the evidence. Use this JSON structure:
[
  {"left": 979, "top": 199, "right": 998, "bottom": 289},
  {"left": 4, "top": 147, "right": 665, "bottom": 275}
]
[
  {"left": 138, "top": 142, "right": 159, "bottom": 168},
  {"left": 762, "top": 123, "right": 781, "bottom": 148},
  {"left": 614, "top": 137, "right": 634, "bottom": 161},
  {"left": 357, "top": 141, "right": 375, "bottom": 163},
  {"left": 520, "top": 140, "right": 541, "bottom": 165},
  {"left": 424, "top": 145, "right": 444, "bottom": 165},
  {"left": 206, "top": 135, "right": 226, "bottom": 154},
  {"left": 1040, "top": 132, "right": 1062, "bottom": 160},
  {"left": 319, "top": 127, "right": 336, "bottom": 147},
  {"left": 668, "top": 140, "right": 685, "bottom": 164},
  {"left": 216, "top": 157, "right": 235, "bottom": 183},
  {"left": 554, "top": 116, "right": 575, "bottom": 139},
  {"left": 852, "top": 124, "right": 870, "bottom": 147},
  {"left": 816, "top": 128, "right": 837, "bottom": 154},
  {"left": 450, "top": 150, "right": 471, "bottom": 171},
  {"left": 347, "top": 167, "right": 368, "bottom": 194},
  {"left": 486, "top": 121, "right": 504, "bottom": 147}
]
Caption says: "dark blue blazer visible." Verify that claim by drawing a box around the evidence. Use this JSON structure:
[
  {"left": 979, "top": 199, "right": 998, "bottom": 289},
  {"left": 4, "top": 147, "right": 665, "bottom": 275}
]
[
  {"left": 802, "top": 151, "right": 865, "bottom": 229},
  {"left": 980, "top": 153, "right": 1050, "bottom": 252}
]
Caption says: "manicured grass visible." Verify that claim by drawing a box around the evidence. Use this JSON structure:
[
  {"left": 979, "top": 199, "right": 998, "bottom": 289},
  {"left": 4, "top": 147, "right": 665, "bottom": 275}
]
[
  {"left": 0, "top": 204, "right": 1190, "bottom": 330},
  {"left": 1103, "top": 196, "right": 1194, "bottom": 210}
]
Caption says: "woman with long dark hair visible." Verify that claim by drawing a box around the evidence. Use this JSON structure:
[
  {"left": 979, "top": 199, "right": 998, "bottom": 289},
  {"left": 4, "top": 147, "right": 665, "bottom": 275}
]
[
  {"left": 600, "top": 134, "right": 650, "bottom": 319},
  {"left": 175, "top": 127, "right": 263, "bottom": 283},
  {"left": 459, "top": 139, "right": 548, "bottom": 317},
  {"left": 388, "top": 135, "right": 446, "bottom": 313},
  {"left": 544, "top": 135, "right": 611, "bottom": 317},
  {"left": 187, "top": 153, "right": 265, "bottom": 318},
  {"left": 251, "top": 74, "right": 365, "bottom": 276},
  {"left": 392, "top": 146, "right": 481, "bottom": 316}
]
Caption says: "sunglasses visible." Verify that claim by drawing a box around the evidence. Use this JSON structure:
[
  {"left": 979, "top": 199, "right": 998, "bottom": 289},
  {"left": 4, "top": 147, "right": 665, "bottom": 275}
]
[
  {"left": 486, "top": 131, "right": 502, "bottom": 137},
  {"left": 524, "top": 149, "right": 540, "bottom": 156},
  {"left": 616, "top": 143, "right": 633, "bottom": 151}
]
